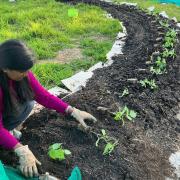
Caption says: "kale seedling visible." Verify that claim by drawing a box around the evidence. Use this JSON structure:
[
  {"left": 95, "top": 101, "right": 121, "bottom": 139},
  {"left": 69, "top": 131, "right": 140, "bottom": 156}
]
[
  {"left": 140, "top": 78, "right": 158, "bottom": 90},
  {"left": 95, "top": 129, "right": 118, "bottom": 156},
  {"left": 114, "top": 106, "right": 137, "bottom": 125},
  {"left": 119, "top": 88, "right": 129, "bottom": 97},
  {"left": 48, "top": 143, "right": 71, "bottom": 160}
]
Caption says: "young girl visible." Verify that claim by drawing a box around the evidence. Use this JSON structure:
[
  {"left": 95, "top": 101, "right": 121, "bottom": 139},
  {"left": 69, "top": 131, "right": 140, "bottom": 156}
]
[{"left": 0, "top": 39, "right": 96, "bottom": 178}]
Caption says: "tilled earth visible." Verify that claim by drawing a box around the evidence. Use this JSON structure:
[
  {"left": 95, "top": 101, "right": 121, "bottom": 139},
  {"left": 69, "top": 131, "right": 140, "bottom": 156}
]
[{"left": 0, "top": 0, "right": 180, "bottom": 179}]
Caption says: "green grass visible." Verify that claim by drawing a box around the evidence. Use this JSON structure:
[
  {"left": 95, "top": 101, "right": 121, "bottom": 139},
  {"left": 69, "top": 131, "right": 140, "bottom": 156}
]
[
  {"left": 114, "top": 0, "right": 180, "bottom": 20},
  {"left": 0, "top": 0, "right": 120, "bottom": 59},
  {"left": 32, "top": 60, "right": 96, "bottom": 89},
  {"left": 0, "top": 0, "right": 122, "bottom": 88}
]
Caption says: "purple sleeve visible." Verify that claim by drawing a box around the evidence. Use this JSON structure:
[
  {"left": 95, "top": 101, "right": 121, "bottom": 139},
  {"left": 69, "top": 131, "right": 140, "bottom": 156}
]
[
  {"left": 28, "top": 71, "right": 69, "bottom": 114},
  {"left": 0, "top": 88, "right": 19, "bottom": 149}
]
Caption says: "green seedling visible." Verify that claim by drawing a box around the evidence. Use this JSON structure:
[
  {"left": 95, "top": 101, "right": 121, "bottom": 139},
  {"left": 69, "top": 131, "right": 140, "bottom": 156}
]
[
  {"left": 48, "top": 143, "right": 71, "bottom": 161},
  {"left": 163, "top": 38, "right": 174, "bottom": 49},
  {"left": 163, "top": 29, "right": 177, "bottom": 49},
  {"left": 159, "top": 20, "right": 169, "bottom": 28},
  {"left": 140, "top": 78, "right": 158, "bottom": 90},
  {"left": 120, "top": 88, "right": 129, "bottom": 97},
  {"left": 150, "top": 56, "right": 167, "bottom": 75},
  {"left": 114, "top": 106, "right": 137, "bottom": 125},
  {"left": 162, "top": 48, "right": 176, "bottom": 58},
  {"left": 166, "top": 29, "right": 177, "bottom": 39},
  {"left": 95, "top": 129, "right": 118, "bottom": 156}
]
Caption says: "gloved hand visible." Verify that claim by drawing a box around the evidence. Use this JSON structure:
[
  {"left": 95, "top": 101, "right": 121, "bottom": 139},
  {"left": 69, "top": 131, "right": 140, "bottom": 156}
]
[
  {"left": 14, "top": 145, "right": 41, "bottom": 178},
  {"left": 70, "top": 107, "right": 97, "bottom": 130}
]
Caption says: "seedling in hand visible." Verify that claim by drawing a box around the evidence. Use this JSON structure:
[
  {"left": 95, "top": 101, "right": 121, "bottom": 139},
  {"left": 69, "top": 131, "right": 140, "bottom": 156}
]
[
  {"left": 48, "top": 143, "right": 71, "bottom": 161},
  {"left": 114, "top": 106, "right": 137, "bottom": 125}
]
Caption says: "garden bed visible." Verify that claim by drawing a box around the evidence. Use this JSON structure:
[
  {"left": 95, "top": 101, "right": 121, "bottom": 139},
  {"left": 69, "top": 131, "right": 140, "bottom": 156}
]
[{"left": 0, "top": 0, "right": 180, "bottom": 179}]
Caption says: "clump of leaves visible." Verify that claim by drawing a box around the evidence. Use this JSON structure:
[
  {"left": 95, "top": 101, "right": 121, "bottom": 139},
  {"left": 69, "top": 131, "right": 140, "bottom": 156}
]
[
  {"left": 48, "top": 143, "right": 71, "bottom": 161},
  {"left": 119, "top": 88, "right": 129, "bottom": 97},
  {"left": 140, "top": 78, "right": 158, "bottom": 90},
  {"left": 163, "top": 29, "right": 177, "bottom": 49},
  {"left": 162, "top": 48, "right": 176, "bottom": 59},
  {"left": 159, "top": 20, "right": 169, "bottom": 28},
  {"left": 95, "top": 129, "right": 118, "bottom": 156},
  {"left": 114, "top": 106, "right": 137, "bottom": 125},
  {"left": 150, "top": 56, "right": 167, "bottom": 75}
]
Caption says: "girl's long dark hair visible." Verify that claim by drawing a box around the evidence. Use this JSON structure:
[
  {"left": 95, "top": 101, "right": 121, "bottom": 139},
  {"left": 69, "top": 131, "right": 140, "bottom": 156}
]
[{"left": 0, "top": 39, "right": 35, "bottom": 116}]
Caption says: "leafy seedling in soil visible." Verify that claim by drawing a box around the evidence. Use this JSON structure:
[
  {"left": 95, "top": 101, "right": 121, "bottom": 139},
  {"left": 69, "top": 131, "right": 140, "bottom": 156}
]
[
  {"left": 163, "top": 29, "right": 177, "bottom": 49},
  {"left": 166, "top": 29, "right": 177, "bottom": 39},
  {"left": 140, "top": 78, "right": 158, "bottom": 90},
  {"left": 119, "top": 88, "right": 129, "bottom": 97},
  {"left": 114, "top": 106, "right": 137, "bottom": 125},
  {"left": 48, "top": 143, "right": 71, "bottom": 161},
  {"left": 162, "top": 48, "right": 176, "bottom": 59},
  {"left": 95, "top": 129, "right": 118, "bottom": 156},
  {"left": 159, "top": 20, "right": 169, "bottom": 28},
  {"left": 150, "top": 56, "right": 166, "bottom": 75}
]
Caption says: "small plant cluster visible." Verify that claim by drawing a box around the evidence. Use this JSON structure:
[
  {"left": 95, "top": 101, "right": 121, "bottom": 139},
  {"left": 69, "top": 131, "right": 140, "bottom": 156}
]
[
  {"left": 95, "top": 129, "right": 118, "bottom": 156},
  {"left": 140, "top": 78, "right": 158, "bottom": 90},
  {"left": 114, "top": 106, "right": 137, "bottom": 125},
  {"left": 48, "top": 143, "right": 71, "bottom": 161},
  {"left": 120, "top": 88, "right": 129, "bottom": 97},
  {"left": 150, "top": 26, "right": 177, "bottom": 75}
]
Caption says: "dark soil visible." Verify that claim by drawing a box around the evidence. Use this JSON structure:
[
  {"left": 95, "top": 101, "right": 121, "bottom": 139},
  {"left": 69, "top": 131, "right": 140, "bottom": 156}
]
[{"left": 1, "top": 1, "right": 180, "bottom": 179}]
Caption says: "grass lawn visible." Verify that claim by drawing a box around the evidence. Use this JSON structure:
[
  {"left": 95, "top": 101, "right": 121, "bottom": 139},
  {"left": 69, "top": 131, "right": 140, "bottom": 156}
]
[{"left": 0, "top": 0, "right": 121, "bottom": 88}]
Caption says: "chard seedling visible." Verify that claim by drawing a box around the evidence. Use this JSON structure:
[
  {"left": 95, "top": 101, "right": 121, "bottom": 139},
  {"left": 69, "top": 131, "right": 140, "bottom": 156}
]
[
  {"left": 140, "top": 78, "right": 158, "bottom": 90},
  {"left": 95, "top": 129, "right": 118, "bottom": 156},
  {"left": 48, "top": 143, "right": 71, "bottom": 160},
  {"left": 114, "top": 106, "right": 137, "bottom": 125},
  {"left": 120, "top": 88, "right": 129, "bottom": 97}
]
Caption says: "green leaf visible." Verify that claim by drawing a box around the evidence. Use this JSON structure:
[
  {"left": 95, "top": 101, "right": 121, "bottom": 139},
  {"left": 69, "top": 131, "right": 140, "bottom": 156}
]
[
  {"left": 103, "top": 143, "right": 114, "bottom": 155},
  {"left": 64, "top": 149, "right": 71, "bottom": 155},
  {"left": 129, "top": 110, "right": 137, "bottom": 118},
  {"left": 49, "top": 143, "right": 62, "bottom": 150},
  {"left": 48, "top": 149, "right": 65, "bottom": 160}
]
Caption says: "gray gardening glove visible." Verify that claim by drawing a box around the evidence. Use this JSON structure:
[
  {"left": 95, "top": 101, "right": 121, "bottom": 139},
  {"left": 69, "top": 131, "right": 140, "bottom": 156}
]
[
  {"left": 66, "top": 106, "right": 97, "bottom": 130},
  {"left": 39, "top": 172, "right": 59, "bottom": 180},
  {"left": 14, "top": 145, "right": 41, "bottom": 178}
]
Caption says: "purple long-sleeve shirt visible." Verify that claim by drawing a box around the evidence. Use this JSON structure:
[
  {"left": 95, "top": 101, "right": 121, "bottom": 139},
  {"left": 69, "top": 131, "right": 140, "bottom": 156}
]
[{"left": 0, "top": 71, "right": 69, "bottom": 149}]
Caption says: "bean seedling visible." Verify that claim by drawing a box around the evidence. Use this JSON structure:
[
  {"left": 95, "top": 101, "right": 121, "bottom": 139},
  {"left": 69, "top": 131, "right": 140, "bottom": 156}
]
[
  {"left": 48, "top": 143, "right": 71, "bottom": 160},
  {"left": 95, "top": 129, "right": 118, "bottom": 156},
  {"left": 114, "top": 106, "right": 137, "bottom": 125}
]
